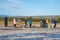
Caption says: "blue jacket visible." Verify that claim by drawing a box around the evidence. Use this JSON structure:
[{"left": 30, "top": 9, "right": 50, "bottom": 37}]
[
  {"left": 29, "top": 20, "right": 32, "bottom": 24},
  {"left": 52, "top": 19, "right": 57, "bottom": 24}
]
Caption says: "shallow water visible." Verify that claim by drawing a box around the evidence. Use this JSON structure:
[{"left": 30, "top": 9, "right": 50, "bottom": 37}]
[{"left": 0, "top": 33, "right": 60, "bottom": 40}]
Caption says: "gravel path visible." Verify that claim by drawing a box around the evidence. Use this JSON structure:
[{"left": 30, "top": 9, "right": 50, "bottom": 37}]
[{"left": 0, "top": 27, "right": 60, "bottom": 40}]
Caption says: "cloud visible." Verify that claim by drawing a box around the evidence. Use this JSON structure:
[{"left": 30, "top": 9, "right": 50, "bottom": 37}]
[
  {"left": 0, "top": 0, "right": 24, "bottom": 9},
  {"left": 0, "top": 0, "right": 25, "bottom": 16},
  {"left": 7, "top": 0, "right": 23, "bottom": 5}
]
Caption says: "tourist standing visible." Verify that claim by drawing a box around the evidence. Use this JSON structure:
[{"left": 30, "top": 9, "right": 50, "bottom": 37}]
[
  {"left": 46, "top": 19, "right": 49, "bottom": 28},
  {"left": 29, "top": 19, "right": 32, "bottom": 28},
  {"left": 18, "top": 19, "right": 21, "bottom": 26},
  {"left": 24, "top": 18, "right": 27, "bottom": 28},
  {"left": 13, "top": 18, "right": 16, "bottom": 27},
  {"left": 42, "top": 19, "right": 46, "bottom": 28},
  {"left": 4, "top": 17, "right": 8, "bottom": 27},
  {"left": 51, "top": 19, "right": 57, "bottom": 28},
  {"left": 51, "top": 19, "right": 54, "bottom": 28},
  {"left": 54, "top": 19, "right": 57, "bottom": 28},
  {"left": 40, "top": 19, "right": 43, "bottom": 28}
]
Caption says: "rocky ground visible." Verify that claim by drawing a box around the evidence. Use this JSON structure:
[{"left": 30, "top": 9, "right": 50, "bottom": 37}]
[{"left": 0, "top": 27, "right": 60, "bottom": 40}]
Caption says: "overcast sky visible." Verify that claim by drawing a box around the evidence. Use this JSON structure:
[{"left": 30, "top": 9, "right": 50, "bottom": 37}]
[{"left": 0, "top": 0, "right": 60, "bottom": 16}]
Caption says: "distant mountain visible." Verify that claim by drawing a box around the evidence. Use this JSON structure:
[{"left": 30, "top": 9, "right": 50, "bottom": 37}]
[
  {"left": 0, "top": 14, "right": 60, "bottom": 18},
  {"left": 0, "top": 14, "right": 9, "bottom": 17}
]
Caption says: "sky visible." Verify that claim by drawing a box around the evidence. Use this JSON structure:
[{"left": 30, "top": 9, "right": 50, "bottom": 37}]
[{"left": 0, "top": 0, "right": 60, "bottom": 16}]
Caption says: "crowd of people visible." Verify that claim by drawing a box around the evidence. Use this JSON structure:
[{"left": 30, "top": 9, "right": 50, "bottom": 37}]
[
  {"left": 40, "top": 19, "right": 57, "bottom": 28},
  {"left": 4, "top": 17, "right": 57, "bottom": 28}
]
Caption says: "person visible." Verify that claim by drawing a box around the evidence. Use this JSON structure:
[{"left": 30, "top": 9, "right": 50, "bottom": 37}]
[
  {"left": 18, "top": 19, "right": 21, "bottom": 26},
  {"left": 53, "top": 19, "right": 57, "bottom": 28},
  {"left": 46, "top": 19, "right": 49, "bottom": 28},
  {"left": 24, "top": 18, "right": 27, "bottom": 28},
  {"left": 13, "top": 18, "right": 16, "bottom": 27},
  {"left": 40, "top": 19, "right": 43, "bottom": 28},
  {"left": 4, "top": 17, "right": 8, "bottom": 27},
  {"left": 51, "top": 19, "right": 57, "bottom": 28},
  {"left": 42, "top": 19, "right": 46, "bottom": 28},
  {"left": 51, "top": 19, "right": 54, "bottom": 28},
  {"left": 29, "top": 19, "right": 32, "bottom": 28}
]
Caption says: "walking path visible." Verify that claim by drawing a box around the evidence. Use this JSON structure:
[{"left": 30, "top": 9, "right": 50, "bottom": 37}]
[
  {"left": 0, "top": 27, "right": 60, "bottom": 40},
  {"left": 0, "top": 27, "right": 60, "bottom": 35}
]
